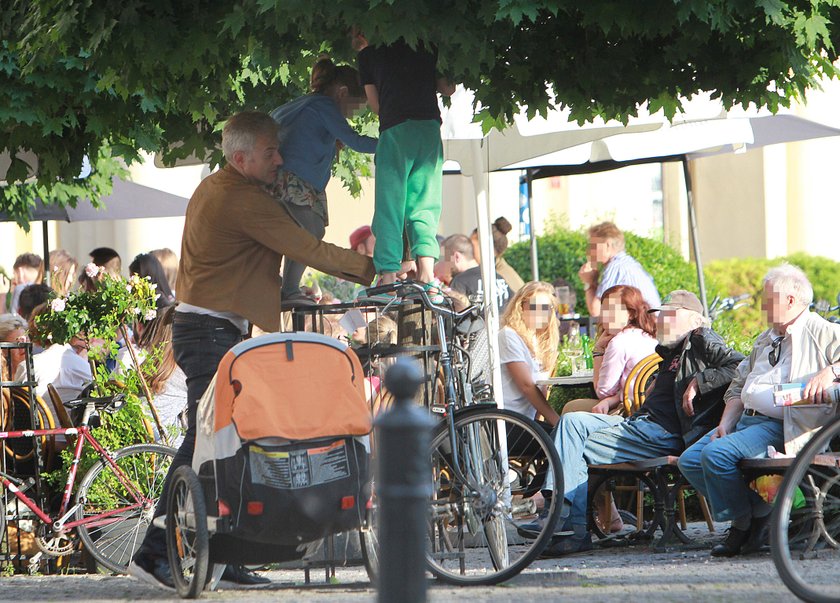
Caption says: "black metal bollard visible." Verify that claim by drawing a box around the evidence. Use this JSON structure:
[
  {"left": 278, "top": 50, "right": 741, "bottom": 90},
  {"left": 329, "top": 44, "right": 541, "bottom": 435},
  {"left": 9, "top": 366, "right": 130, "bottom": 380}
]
[{"left": 376, "top": 358, "right": 435, "bottom": 603}]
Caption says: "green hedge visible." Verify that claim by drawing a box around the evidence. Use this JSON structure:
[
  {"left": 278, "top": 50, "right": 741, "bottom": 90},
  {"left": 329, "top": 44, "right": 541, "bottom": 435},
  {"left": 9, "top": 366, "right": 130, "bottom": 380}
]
[{"left": 504, "top": 228, "right": 701, "bottom": 316}]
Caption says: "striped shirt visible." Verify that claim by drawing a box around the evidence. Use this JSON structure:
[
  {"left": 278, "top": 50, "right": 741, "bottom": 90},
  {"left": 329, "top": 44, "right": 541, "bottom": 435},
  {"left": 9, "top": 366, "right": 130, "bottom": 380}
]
[{"left": 595, "top": 251, "right": 661, "bottom": 309}]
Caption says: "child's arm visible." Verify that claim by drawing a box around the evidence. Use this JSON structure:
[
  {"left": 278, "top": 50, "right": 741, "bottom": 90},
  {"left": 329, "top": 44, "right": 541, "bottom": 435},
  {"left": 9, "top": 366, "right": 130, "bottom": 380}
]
[
  {"left": 364, "top": 85, "right": 380, "bottom": 115},
  {"left": 436, "top": 77, "right": 456, "bottom": 97}
]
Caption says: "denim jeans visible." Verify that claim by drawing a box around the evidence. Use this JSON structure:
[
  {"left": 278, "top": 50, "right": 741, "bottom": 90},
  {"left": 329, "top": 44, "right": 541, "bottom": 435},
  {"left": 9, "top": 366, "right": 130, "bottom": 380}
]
[
  {"left": 547, "top": 412, "right": 684, "bottom": 528},
  {"left": 138, "top": 312, "right": 243, "bottom": 559},
  {"left": 678, "top": 413, "right": 784, "bottom": 522},
  {"left": 281, "top": 204, "right": 326, "bottom": 298}
]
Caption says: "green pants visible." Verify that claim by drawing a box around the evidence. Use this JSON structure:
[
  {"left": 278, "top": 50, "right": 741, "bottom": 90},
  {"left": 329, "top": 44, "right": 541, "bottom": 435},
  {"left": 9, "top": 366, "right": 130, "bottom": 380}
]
[{"left": 372, "top": 119, "right": 443, "bottom": 273}]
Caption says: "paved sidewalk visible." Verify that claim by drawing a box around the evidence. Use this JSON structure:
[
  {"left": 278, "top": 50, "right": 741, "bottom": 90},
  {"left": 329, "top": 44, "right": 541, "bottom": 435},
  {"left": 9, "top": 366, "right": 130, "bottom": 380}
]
[{"left": 0, "top": 524, "right": 801, "bottom": 602}]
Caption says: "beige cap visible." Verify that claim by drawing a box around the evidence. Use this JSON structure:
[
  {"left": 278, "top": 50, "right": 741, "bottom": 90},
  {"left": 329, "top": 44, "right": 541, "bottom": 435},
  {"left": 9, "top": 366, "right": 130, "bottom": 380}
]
[{"left": 650, "top": 290, "right": 704, "bottom": 314}]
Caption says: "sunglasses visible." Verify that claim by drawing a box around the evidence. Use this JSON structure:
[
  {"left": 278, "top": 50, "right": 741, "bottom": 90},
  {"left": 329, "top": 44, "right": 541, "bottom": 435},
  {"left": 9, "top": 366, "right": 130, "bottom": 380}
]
[
  {"left": 769, "top": 336, "right": 783, "bottom": 367},
  {"left": 527, "top": 303, "right": 553, "bottom": 312}
]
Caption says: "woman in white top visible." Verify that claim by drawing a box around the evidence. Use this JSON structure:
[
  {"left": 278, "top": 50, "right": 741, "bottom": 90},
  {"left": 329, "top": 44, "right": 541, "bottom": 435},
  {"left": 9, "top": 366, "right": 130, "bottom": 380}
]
[
  {"left": 498, "top": 281, "right": 561, "bottom": 428},
  {"left": 563, "top": 284, "right": 658, "bottom": 415}
]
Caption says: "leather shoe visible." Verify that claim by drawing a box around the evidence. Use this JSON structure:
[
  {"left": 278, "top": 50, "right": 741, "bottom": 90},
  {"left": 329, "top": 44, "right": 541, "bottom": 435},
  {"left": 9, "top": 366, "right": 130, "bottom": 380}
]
[
  {"left": 740, "top": 513, "right": 771, "bottom": 554},
  {"left": 220, "top": 564, "right": 271, "bottom": 585},
  {"left": 710, "top": 526, "right": 751, "bottom": 557},
  {"left": 539, "top": 532, "right": 593, "bottom": 558}
]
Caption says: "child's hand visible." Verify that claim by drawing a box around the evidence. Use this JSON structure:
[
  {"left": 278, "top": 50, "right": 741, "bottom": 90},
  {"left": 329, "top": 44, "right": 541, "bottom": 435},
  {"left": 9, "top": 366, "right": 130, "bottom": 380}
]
[{"left": 398, "top": 260, "right": 417, "bottom": 280}]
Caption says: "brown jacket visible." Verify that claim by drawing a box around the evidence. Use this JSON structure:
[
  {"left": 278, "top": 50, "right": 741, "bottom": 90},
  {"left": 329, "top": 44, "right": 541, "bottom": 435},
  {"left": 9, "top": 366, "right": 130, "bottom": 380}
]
[{"left": 177, "top": 165, "right": 375, "bottom": 331}]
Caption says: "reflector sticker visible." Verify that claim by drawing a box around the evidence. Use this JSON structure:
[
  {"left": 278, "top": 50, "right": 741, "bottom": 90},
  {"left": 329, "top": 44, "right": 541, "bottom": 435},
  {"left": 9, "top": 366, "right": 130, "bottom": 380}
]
[{"left": 249, "top": 440, "right": 350, "bottom": 489}]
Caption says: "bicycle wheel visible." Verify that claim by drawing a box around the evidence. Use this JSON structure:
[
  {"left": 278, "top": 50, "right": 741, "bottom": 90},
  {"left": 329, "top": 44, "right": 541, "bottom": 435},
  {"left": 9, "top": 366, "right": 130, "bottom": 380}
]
[
  {"left": 427, "top": 407, "right": 563, "bottom": 585},
  {"left": 359, "top": 494, "right": 379, "bottom": 584},
  {"left": 75, "top": 443, "right": 174, "bottom": 574},
  {"left": 771, "top": 414, "right": 840, "bottom": 603},
  {"left": 166, "top": 466, "right": 210, "bottom": 599}
]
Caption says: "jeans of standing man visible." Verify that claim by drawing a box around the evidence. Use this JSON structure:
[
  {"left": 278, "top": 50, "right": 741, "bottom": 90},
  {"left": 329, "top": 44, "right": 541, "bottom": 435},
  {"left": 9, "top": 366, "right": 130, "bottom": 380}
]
[
  {"left": 136, "top": 312, "right": 243, "bottom": 560},
  {"left": 546, "top": 412, "right": 684, "bottom": 529},
  {"left": 281, "top": 203, "right": 326, "bottom": 298},
  {"left": 677, "top": 413, "right": 784, "bottom": 522}
]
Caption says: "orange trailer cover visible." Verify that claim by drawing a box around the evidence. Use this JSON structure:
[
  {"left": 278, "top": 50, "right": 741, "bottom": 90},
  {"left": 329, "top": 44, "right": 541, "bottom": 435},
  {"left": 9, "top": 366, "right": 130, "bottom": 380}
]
[{"left": 213, "top": 336, "right": 372, "bottom": 442}]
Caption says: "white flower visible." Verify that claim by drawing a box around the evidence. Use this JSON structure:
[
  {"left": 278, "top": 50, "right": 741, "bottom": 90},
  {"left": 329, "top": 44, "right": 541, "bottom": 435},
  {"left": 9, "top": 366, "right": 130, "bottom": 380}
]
[
  {"left": 154, "top": 293, "right": 161, "bottom": 301},
  {"left": 84, "top": 263, "right": 99, "bottom": 278},
  {"left": 144, "top": 309, "right": 158, "bottom": 321},
  {"left": 50, "top": 298, "right": 66, "bottom": 312},
  {"left": 133, "top": 307, "right": 142, "bottom": 315},
  {"left": 126, "top": 285, "right": 133, "bottom": 292},
  {"left": 151, "top": 283, "right": 158, "bottom": 290}
]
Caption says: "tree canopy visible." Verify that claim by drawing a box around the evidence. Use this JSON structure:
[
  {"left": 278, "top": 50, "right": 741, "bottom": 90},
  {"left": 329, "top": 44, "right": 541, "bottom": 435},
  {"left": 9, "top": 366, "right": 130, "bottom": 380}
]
[{"left": 2, "top": 0, "right": 839, "bottom": 225}]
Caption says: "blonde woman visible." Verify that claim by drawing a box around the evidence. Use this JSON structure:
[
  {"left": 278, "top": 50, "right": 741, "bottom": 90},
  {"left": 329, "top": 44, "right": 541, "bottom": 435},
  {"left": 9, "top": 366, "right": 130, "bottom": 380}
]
[
  {"left": 499, "top": 281, "right": 561, "bottom": 428},
  {"left": 49, "top": 249, "right": 79, "bottom": 297}
]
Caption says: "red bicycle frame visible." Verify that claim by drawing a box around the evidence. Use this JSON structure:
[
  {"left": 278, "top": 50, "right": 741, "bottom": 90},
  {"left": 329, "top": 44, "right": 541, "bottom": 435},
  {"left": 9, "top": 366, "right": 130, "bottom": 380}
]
[{"left": 0, "top": 425, "right": 151, "bottom": 532}]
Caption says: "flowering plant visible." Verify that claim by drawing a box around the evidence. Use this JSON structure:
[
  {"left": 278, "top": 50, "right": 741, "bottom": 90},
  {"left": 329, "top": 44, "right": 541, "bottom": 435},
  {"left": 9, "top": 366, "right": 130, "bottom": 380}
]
[
  {"left": 35, "top": 264, "right": 158, "bottom": 358},
  {"left": 34, "top": 264, "right": 170, "bottom": 445}
]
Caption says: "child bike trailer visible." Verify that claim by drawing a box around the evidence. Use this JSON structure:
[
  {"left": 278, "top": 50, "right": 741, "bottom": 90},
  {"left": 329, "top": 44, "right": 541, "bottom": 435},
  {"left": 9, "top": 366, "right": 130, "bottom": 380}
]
[{"left": 166, "top": 332, "right": 372, "bottom": 598}]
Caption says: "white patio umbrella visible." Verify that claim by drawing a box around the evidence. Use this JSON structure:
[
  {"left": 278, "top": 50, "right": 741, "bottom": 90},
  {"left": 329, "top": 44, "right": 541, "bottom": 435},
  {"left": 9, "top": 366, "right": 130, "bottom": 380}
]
[{"left": 440, "top": 90, "right": 840, "bottom": 405}]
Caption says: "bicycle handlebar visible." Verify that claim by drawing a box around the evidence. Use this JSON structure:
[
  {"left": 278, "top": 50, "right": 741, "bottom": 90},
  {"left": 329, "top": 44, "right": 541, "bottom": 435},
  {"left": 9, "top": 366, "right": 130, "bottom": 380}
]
[{"left": 364, "top": 280, "right": 481, "bottom": 321}]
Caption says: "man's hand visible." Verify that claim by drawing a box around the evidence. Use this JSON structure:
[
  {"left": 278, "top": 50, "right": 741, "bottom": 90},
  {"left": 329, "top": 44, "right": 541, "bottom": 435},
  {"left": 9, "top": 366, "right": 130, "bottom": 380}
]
[
  {"left": 803, "top": 365, "right": 839, "bottom": 404},
  {"left": 710, "top": 402, "right": 741, "bottom": 441},
  {"left": 578, "top": 261, "right": 598, "bottom": 287},
  {"left": 682, "top": 378, "right": 699, "bottom": 417},
  {"left": 591, "top": 399, "right": 612, "bottom": 414}
]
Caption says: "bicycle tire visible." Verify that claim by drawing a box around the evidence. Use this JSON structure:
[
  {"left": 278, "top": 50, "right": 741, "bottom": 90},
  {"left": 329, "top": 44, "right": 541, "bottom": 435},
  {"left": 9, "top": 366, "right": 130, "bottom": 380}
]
[
  {"left": 166, "top": 465, "right": 210, "bottom": 599},
  {"left": 359, "top": 499, "right": 379, "bottom": 584},
  {"left": 770, "top": 414, "right": 840, "bottom": 603},
  {"left": 426, "top": 407, "right": 563, "bottom": 585},
  {"left": 75, "top": 443, "right": 175, "bottom": 574}
]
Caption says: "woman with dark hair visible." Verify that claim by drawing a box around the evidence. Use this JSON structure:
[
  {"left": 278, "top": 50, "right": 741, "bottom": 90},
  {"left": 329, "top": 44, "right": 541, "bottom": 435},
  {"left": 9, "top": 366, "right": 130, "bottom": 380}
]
[
  {"left": 269, "top": 56, "right": 378, "bottom": 305},
  {"left": 129, "top": 254, "right": 176, "bottom": 308},
  {"left": 470, "top": 216, "right": 526, "bottom": 293},
  {"left": 563, "top": 284, "right": 658, "bottom": 415}
]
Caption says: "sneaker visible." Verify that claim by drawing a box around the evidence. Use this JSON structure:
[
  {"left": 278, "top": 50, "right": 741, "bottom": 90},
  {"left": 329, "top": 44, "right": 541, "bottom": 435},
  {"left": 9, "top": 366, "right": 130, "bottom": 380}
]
[
  {"left": 540, "top": 532, "right": 594, "bottom": 558},
  {"left": 516, "top": 507, "right": 572, "bottom": 539},
  {"left": 128, "top": 551, "right": 175, "bottom": 591},
  {"left": 220, "top": 564, "right": 271, "bottom": 586},
  {"left": 280, "top": 292, "right": 318, "bottom": 309}
]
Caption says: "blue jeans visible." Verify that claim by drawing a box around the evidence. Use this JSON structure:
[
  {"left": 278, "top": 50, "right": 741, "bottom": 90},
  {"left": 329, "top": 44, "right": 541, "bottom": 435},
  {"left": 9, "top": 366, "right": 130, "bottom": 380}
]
[
  {"left": 138, "top": 312, "right": 243, "bottom": 559},
  {"left": 547, "top": 412, "right": 684, "bottom": 528},
  {"left": 678, "top": 413, "right": 784, "bottom": 522}
]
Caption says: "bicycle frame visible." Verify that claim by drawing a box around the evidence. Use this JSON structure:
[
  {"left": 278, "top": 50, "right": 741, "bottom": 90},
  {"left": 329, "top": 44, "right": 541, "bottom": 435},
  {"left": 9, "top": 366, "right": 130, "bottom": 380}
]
[{"left": 0, "top": 417, "right": 150, "bottom": 533}]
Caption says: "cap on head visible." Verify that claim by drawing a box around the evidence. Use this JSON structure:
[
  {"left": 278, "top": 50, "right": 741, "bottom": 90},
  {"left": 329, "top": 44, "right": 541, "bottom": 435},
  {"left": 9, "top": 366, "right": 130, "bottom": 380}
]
[
  {"left": 650, "top": 290, "right": 704, "bottom": 314},
  {"left": 349, "top": 225, "right": 373, "bottom": 249}
]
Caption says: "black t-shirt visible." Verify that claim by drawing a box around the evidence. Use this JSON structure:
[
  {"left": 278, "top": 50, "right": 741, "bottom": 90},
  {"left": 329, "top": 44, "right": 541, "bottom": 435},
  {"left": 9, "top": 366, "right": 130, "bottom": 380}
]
[
  {"left": 449, "top": 266, "right": 513, "bottom": 312},
  {"left": 358, "top": 40, "right": 441, "bottom": 132},
  {"left": 634, "top": 347, "right": 681, "bottom": 436}
]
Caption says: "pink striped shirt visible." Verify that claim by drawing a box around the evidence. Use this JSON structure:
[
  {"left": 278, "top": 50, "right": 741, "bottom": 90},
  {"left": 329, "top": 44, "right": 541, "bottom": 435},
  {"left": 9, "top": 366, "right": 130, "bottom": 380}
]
[{"left": 597, "top": 327, "right": 658, "bottom": 400}]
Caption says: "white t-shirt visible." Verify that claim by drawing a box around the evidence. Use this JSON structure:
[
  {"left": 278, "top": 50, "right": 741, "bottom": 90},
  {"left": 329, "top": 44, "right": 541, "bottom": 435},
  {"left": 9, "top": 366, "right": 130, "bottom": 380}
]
[
  {"left": 498, "top": 326, "right": 549, "bottom": 419},
  {"left": 14, "top": 343, "right": 92, "bottom": 425}
]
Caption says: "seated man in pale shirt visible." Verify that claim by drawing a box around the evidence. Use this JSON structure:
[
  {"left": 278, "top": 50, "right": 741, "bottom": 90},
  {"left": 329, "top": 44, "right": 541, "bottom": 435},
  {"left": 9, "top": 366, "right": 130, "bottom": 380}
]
[{"left": 679, "top": 263, "right": 840, "bottom": 558}]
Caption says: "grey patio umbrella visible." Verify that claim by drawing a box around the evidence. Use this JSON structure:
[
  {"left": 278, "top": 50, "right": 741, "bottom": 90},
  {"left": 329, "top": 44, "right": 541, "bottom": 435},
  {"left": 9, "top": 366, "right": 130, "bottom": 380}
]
[{"left": 0, "top": 178, "right": 190, "bottom": 274}]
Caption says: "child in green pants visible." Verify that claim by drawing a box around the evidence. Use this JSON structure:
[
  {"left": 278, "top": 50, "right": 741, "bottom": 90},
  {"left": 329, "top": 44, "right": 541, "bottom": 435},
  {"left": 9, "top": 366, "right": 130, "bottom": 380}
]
[{"left": 357, "top": 34, "right": 455, "bottom": 292}]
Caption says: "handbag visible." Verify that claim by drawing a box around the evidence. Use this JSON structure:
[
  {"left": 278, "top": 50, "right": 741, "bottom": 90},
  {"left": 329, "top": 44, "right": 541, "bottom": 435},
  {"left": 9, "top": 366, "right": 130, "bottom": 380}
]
[{"left": 783, "top": 402, "right": 839, "bottom": 456}]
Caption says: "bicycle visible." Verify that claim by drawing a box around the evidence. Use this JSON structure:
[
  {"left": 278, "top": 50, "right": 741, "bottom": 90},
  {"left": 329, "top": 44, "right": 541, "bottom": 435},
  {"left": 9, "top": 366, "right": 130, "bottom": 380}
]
[
  {"left": 770, "top": 413, "right": 840, "bottom": 603},
  {"left": 355, "top": 281, "right": 564, "bottom": 586},
  {"left": 0, "top": 393, "right": 175, "bottom": 573},
  {"left": 708, "top": 293, "right": 752, "bottom": 321}
]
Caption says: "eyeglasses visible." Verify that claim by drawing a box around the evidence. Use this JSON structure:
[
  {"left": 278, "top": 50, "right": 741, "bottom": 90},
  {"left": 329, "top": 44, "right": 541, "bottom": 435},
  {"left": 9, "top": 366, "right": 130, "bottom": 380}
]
[{"left": 769, "top": 336, "right": 783, "bottom": 367}]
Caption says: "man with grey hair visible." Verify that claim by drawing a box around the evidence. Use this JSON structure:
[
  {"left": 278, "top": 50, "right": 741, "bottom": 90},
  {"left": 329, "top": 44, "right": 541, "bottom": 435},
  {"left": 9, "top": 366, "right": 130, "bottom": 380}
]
[
  {"left": 130, "top": 111, "right": 375, "bottom": 589},
  {"left": 679, "top": 263, "right": 840, "bottom": 557}
]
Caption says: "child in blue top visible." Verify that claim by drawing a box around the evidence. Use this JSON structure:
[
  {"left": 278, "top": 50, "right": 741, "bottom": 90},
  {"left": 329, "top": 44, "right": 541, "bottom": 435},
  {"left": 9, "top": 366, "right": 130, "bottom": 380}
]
[
  {"left": 356, "top": 32, "right": 455, "bottom": 296},
  {"left": 269, "top": 57, "right": 377, "bottom": 304}
]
